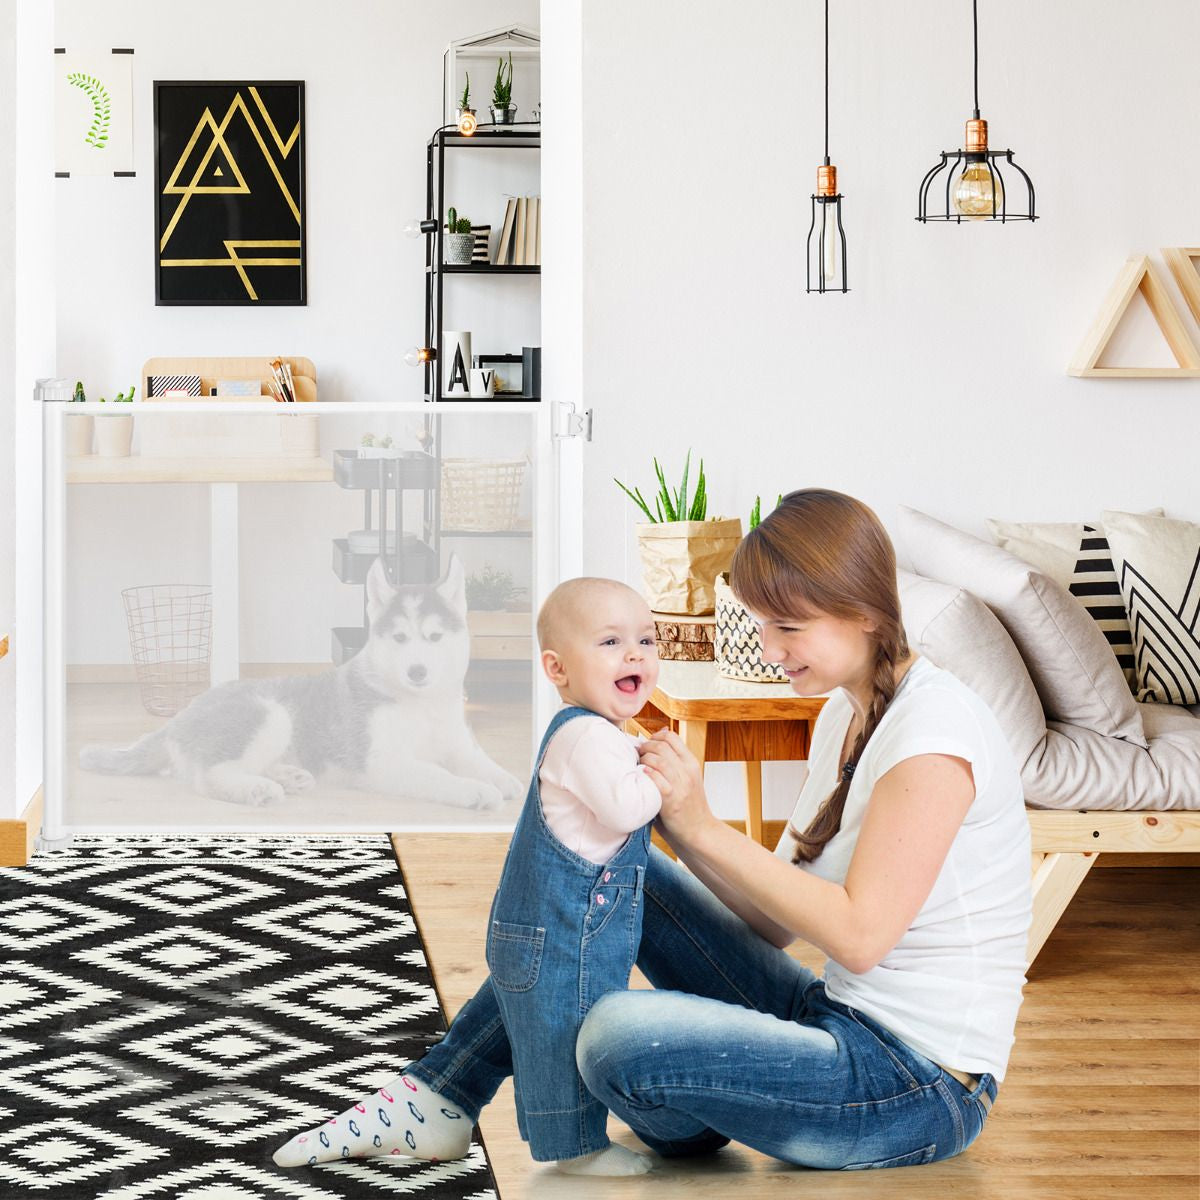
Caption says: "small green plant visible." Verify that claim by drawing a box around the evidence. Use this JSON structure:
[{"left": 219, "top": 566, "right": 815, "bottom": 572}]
[
  {"left": 360, "top": 433, "right": 394, "bottom": 448},
  {"left": 749, "top": 494, "right": 783, "bottom": 530},
  {"left": 492, "top": 53, "right": 513, "bottom": 107},
  {"left": 446, "top": 206, "right": 472, "bottom": 235},
  {"left": 466, "top": 563, "right": 525, "bottom": 610},
  {"left": 459, "top": 73, "right": 471, "bottom": 110},
  {"left": 71, "top": 381, "right": 86, "bottom": 403},
  {"left": 99, "top": 386, "right": 136, "bottom": 403},
  {"left": 614, "top": 450, "right": 708, "bottom": 523}
]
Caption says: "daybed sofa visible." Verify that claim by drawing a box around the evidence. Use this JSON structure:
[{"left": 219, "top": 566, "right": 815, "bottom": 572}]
[{"left": 895, "top": 508, "right": 1200, "bottom": 966}]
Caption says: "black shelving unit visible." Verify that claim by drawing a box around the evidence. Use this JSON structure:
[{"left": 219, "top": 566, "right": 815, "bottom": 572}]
[
  {"left": 423, "top": 125, "right": 540, "bottom": 404},
  {"left": 329, "top": 446, "right": 440, "bottom": 664}
]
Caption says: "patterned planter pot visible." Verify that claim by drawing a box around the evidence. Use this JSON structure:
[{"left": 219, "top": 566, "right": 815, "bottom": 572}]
[
  {"left": 714, "top": 572, "right": 789, "bottom": 682},
  {"left": 444, "top": 233, "right": 475, "bottom": 265}
]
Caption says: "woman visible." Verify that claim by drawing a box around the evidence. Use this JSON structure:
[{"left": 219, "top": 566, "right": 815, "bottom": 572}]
[{"left": 276, "top": 489, "right": 1032, "bottom": 1172}]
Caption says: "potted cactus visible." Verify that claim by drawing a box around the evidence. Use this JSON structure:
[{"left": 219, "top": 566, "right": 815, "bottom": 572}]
[
  {"left": 95, "top": 386, "right": 136, "bottom": 457},
  {"left": 614, "top": 451, "right": 742, "bottom": 616},
  {"left": 65, "top": 380, "right": 94, "bottom": 456},
  {"left": 443, "top": 207, "right": 475, "bottom": 265},
  {"left": 714, "top": 494, "right": 789, "bottom": 682},
  {"left": 490, "top": 53, "right": 517, "bottom": 124}
]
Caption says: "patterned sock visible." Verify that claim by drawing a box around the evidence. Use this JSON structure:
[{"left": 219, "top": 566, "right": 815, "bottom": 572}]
[
  {"left": 272, "top": 1074, "right": 472, "bottom": 1168},
  {"left": 558, "top": 1144, "right": 653, "bottom": 1175}
]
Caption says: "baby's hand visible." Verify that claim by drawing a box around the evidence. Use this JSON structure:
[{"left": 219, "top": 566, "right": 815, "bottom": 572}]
[{"left": 638, "top": 739, "right": 672, "bottom": 798}]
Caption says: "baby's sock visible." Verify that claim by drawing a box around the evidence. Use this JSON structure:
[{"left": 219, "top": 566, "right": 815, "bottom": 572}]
[
  {"left": 272, "top": 1074, "right": 472, "bottom": 1168},
  {"left": 558, "top": 1144, "right": 653, "bottom": 1176}
]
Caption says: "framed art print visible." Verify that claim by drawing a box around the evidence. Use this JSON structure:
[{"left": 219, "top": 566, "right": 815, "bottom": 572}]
[{"left": 154, "top": 81, "right": 306, "bottom": 306}]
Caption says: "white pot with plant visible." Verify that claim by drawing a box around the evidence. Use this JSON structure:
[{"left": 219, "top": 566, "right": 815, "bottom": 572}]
[
  {"left": 443, "top": 207, "right": 475, "bottom": 265},
  {"left": 614, "top": 451, "right": 742, "bottom": 616},
  {"left": 489, "top": 53, "right": 517, "bottom": 124},
  {"left": 65, "top": 379, "right": 94, "bottom": 455},
  {"left": 714, "top": 494, "right": 790, "bottom": 682},
  {"left": 95, "top": 386, "right": 136, "bottom": 457}
]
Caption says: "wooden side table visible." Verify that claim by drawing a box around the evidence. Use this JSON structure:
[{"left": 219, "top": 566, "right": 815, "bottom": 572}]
[{"left": 626, "top": 660, "right": 827, "bottom": 846}]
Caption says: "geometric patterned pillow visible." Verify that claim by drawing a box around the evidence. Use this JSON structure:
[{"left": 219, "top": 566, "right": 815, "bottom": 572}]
[
  {"left": 1101, "top": 510, "right": 1200, "bottom": 706},
  {"left": 985, "top": 515, "right": 1161, "bottom": 691}
]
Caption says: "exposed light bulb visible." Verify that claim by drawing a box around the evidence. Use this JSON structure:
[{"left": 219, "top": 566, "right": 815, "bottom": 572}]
[
  {"left": 820, "top": 204, "right": 840, "bottom": 287},
  {"left": 457, "top": 108, "right": 478, "bottom": 136},
  {"left": 404, "top": 347, "right": 435, "bottom": 368},
  {"left": 404, "top": 218, "right": 437, "bottom": 238},
  {"left": 953, "top": 160, "right": 1003, "bottom": 219}
]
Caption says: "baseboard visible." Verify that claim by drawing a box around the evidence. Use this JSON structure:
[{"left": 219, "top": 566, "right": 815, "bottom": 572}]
[{"left": 0, "top": 787, "right": 43, "bottom": 867}]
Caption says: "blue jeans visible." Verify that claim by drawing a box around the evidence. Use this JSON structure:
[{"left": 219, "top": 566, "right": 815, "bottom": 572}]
[{"left": 408, "top": 846, "right": 997, "bottom": 1169}]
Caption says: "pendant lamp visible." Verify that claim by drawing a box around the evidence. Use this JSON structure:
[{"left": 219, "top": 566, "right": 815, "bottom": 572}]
[
  {"left": 806, "top": 0, "right": 848, "bottom": 293},
  {"left": 917, "top": 0, "right": 1036, "bottom": 223}
]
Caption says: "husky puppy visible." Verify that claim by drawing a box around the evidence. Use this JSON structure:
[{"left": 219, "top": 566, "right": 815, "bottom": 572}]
[{"left": 80, "top": 556, "right": 524, "bottom": 810}]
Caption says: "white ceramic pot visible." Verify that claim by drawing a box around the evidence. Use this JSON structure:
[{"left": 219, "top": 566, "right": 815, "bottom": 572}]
[
  {"left": 442, "top": 331, "right": 472, "bottom": 398},
  {"left": 96, "top": 413, "right": 134, "bottom": 457},
  {"left": 65, "top": 413, "right": 94, "bottom": 455}
]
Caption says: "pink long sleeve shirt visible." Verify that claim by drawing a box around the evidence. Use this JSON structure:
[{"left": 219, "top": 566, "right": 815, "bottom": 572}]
[{"left": 538, "top": 709, "right": 663, "bottom": 865}]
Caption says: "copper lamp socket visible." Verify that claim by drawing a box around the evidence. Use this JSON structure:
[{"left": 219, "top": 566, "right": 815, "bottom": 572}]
[
  {"left": 965, "top": 118, "right": 988, "bottom": 153},
  {"left": 816, "top": 163, "right": 838, "bottom": 197}
]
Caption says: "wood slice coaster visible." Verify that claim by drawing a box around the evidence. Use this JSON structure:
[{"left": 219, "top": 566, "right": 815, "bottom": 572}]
[{"left": 653, "top": 612, "right": 715, "bottom": 661}]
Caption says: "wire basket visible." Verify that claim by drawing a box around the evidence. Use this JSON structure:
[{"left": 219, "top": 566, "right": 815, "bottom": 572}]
[
  {"left": 122, "top": 585, "right": 213, "bottom": 717},
  {"left": 440, "top": 458, "right": 527, "bottom": 531}
]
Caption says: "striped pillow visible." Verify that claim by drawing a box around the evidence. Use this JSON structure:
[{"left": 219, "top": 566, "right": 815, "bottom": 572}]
[{"left": 986, "top": 513, "right": 1165, "bottom": 692}]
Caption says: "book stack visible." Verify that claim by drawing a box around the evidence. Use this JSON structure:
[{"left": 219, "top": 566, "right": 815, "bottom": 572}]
[{"left": 494, "top": 196, "right": 541, "bottom": 266}]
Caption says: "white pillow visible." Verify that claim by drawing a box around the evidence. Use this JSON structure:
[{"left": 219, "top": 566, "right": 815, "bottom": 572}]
[{"left": 898, "top": 508, "right": 1146, "bottom": 746}]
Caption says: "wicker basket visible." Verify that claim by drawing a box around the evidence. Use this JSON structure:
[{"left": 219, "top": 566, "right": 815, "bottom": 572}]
[
  {"left": 122, "top": 584, "right": 213, "bottom": 716},
  {"left": 440, "top": 458, "right": 526, "bottom": 531}
]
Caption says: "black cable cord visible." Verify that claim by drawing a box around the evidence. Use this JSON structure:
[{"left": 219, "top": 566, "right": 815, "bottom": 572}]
[
  {"left": 972, "top": 0, "right": 980, "bottom": 118},
  {"left": 824, "top": 0, "right": 830, "bottom": 164}
]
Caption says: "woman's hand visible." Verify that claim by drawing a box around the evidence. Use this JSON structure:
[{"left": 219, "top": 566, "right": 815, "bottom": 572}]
[{"left": 638, "top": 730, "right": 717, "bottom": 847}]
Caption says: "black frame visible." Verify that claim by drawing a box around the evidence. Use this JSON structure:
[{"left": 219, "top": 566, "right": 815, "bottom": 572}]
[
  {"left": 806, "top": 194, "right": 849, "bottom": 293},
  {"left": 154, "top": 80, "right": 307, "bottom": 306}
]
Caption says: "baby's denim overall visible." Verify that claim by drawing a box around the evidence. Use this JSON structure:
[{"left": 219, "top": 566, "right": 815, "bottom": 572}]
[{"left": 484, "top": 704, "right": 650, "bottom": 1162}]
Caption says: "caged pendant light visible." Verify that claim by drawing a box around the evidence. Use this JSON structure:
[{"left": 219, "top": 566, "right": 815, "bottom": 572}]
[
  {"left": 806, "top": 0, "right": 848, "bottom": 293},
  {"left": 917, "top": 0, "right": 1036, "bottom": 223}
]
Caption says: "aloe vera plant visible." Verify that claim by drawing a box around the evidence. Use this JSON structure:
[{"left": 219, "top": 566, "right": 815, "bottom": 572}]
[
  {"left": 492, "top": 53, "right": 514, "bottom": 107},
  {"left": 459, "top": 73, "right": 471, "bottom": 110},
  {"left": 749, "top": 493, "right": 783, "bottom": 530},
  {"left": 614, "top": 450, "right": 709, "bottom": 524}
]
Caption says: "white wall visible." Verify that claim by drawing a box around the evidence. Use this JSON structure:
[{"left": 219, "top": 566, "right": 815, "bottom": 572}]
[
  {"left": 55, "top": 1, "right": 540, "bottom": 665},
  {"left": 0, "top": 1, "right": 56, "bottom": 820},
  {"left": 572, "top": 0, "right": 1200, "bottom": 817}
]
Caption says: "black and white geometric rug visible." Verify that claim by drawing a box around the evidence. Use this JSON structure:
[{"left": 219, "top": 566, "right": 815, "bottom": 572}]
[{"left": 0, "top": 835, "right": 498, "bottom": 1199}]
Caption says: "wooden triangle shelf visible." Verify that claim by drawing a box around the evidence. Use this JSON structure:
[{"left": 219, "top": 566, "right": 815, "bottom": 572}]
[{"left": 1068, "top": 252, "right": 1200, "bottom": 378}]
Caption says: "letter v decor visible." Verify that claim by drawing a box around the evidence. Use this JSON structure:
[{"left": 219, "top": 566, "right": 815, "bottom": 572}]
[{"left": 1068, "top": 253, "right": 1200, "bottom": 378}]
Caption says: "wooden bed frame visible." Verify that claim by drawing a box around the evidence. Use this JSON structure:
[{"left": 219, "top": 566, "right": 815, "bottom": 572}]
[{"left": 1027, "top": 809, "right": 1200, "bottom": 966}]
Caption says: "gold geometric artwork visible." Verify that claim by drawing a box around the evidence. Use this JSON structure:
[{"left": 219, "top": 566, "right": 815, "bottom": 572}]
[{"left": 155, "top": 83, "right": 305, "bottom": 305}]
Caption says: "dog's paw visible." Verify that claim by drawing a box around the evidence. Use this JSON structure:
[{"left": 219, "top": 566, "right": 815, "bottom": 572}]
[
  {"left": 226, "top": 778, "right": 287, "bottom": 807},
  {"left": 468, "top": 781, "right": 505, "bottom": 811},
  {"left": 267, "top": 764, "right": 316, "bottom": 794},
  {"left": 496, "top": 770, "right": 524, "bottom": 805}
]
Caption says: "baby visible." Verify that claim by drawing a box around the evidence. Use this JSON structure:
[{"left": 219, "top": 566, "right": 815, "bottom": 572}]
[{"left": 274, "top": 577, "right": 663, "bottom": 1176}]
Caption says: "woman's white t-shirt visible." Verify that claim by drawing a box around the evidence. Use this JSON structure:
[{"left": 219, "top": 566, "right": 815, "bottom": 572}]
[{"left": 774, "top": 656, "right": 1032, "bottom": 1081}]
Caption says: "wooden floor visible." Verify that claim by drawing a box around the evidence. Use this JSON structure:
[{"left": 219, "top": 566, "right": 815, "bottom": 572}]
[{"left": 393, "top": 833, "right": 1200, "bottom": 1200}]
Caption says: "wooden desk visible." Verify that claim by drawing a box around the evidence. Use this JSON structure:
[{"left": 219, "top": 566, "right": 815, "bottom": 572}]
[
  {"left": 627, "top": 660, "right": 827, "bottom": 846},
  {"left": 67, "top": 454, "right": 333, "bottom": 682}
]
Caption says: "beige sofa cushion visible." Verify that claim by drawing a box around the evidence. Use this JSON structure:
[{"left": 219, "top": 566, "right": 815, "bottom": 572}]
[
  {"left": 899, "top": 568, "right": 1200, "bottom": 811},
  {"left": 898, "top": 508, "right": 1146, "bottom": 748},
  {"left": 897, "top": 569, "right": 1046, "bottom": 766}
]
